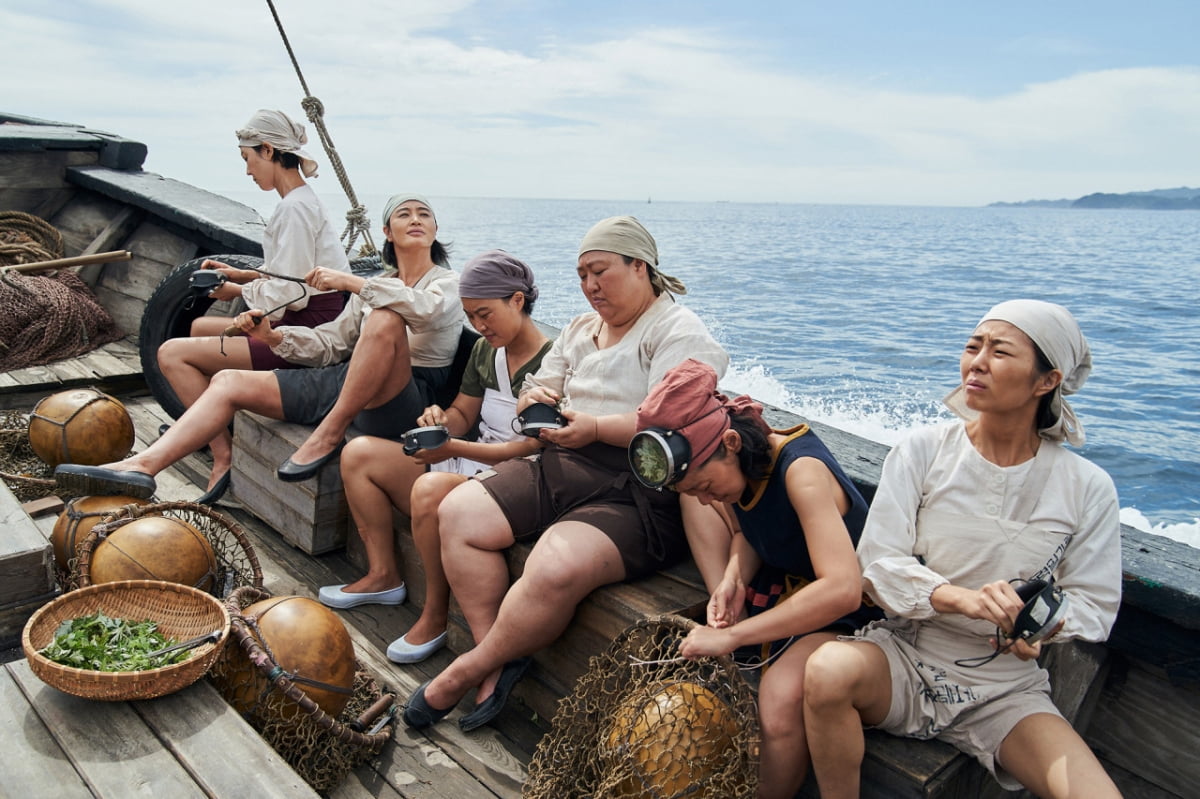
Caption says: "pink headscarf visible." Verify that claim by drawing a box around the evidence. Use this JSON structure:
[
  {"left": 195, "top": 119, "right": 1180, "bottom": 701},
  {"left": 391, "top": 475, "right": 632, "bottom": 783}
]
[{"left": 637, "top": 359, "right": 770, "bottom": 466}]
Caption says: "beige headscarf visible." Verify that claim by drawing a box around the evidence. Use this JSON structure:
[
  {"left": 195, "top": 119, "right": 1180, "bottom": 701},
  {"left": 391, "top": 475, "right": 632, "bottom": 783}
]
[
  {"left": 944, "top": 299, "right": 1093, "bottom": 446},
  {"left": 578, "top": 216, "right": 687, "bottom": 296},
  {"left": 235, "top": 109, "right": 318, "bottom": 178}
]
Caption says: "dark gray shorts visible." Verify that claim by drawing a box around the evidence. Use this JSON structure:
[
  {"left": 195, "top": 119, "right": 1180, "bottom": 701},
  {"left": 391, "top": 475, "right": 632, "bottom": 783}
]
[
  {"left": 275, "top": 362, "right": 447, "bottom": 440},
  {"left": 475, "top": 443, "right": 687, "bottom": 579}
]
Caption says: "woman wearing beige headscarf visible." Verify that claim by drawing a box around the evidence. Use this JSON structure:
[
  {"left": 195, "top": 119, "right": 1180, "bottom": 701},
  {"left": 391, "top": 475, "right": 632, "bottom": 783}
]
[
  {"left": 802, "top": 300, "right": 1122, "bottom": 799},
  {"left": 403, "top": 216, "right": 729, "bottom": 732},
  {"left": 155, "top": 110, "right": 350, "bottom": 492}
]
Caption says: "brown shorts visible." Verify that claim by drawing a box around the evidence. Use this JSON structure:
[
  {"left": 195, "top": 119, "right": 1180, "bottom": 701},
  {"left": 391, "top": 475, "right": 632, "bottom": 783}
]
[{"left": 475, "top": 443, "right": 686, "bottom": 579}]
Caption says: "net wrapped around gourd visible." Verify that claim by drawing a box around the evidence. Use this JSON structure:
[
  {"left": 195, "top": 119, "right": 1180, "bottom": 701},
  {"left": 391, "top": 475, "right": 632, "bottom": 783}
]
[
  {"left": 72, "top": 500, "right": 263, "bottom": 596},
  {"left": 524, "top": 614, "right": 760, "bottom": 799},
  {"left": 208, "top": 586, "right": 396, "bottom": 793}
]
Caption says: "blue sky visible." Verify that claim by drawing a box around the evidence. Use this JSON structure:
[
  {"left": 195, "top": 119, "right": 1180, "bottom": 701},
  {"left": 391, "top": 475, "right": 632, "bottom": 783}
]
[{"left": 3, "top": 1, "right": 1197, "bottom": 209}]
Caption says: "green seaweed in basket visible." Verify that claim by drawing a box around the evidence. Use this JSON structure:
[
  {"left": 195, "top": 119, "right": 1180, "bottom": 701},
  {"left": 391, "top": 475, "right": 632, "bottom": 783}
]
[{"left": 39, "top": 612, "right": 188, "bottom": 671}]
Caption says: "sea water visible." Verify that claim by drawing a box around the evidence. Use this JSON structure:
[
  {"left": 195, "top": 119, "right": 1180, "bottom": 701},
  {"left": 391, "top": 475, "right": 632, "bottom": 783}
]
[{"left": 232, "top": 192, "right": 1200, "bottom": 548}]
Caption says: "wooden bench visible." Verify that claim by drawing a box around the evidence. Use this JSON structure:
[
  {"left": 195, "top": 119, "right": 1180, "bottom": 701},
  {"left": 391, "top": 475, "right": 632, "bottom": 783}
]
[{"left": 232, "top": 412, "right": 1111, "bottom": 799}]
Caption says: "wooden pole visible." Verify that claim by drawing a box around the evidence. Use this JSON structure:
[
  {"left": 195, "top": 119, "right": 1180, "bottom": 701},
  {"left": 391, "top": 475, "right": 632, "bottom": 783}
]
[{"left": 0, "top": 249, "right": 133, "bottom": 273}]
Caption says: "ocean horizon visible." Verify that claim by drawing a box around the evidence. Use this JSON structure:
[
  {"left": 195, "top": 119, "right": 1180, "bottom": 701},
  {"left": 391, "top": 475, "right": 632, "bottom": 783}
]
[{"left": 225, "top": 189, "right": 1200, "bottom": 551}]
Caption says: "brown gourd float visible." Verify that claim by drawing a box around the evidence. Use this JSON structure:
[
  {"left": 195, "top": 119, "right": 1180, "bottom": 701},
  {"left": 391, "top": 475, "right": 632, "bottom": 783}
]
[
  {"left": 50, "top": 494, "right": 151, "bottom": 570},
  {"left": 89, "top": 515, "right": 217, "bottom": 592},
  {"left": 601, "top": 680, "right": 739, "bottom": 798},
  {"left": 27, "top": 388, "right": 135, "bottom": 467},
  {"left": 216, "top": 595, "right": 357, "bottom": 720}
]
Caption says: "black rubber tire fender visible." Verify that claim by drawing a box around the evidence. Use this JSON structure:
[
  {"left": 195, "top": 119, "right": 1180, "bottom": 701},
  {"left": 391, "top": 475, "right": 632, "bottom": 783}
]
[
  {"left": 138, "top": 254, "right": 263, "bottom": 420},
  {"left": 139, "top": 253, "right": 384, "bottom": 420}
]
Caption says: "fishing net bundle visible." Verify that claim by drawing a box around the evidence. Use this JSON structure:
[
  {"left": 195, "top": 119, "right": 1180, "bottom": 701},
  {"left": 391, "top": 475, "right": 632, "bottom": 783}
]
[
  {"left": 0, "top": 408, "right": 60, "bottom": 502},
  {"left": 208, "top": 586, "right": 395, "bottom": 793},
  {"left": 524, "top": 614, "right": 760, "bottom": 799},
  {"left": 0, "top": 211, "right": 122, "bottom": 371}
]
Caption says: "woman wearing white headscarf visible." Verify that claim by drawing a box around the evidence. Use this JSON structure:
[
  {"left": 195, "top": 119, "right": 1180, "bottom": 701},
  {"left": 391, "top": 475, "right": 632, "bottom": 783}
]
[
  {"left": 802, "top": 300, "right": 1122, "bottom": 799},
  {"left": 156, "top": 110, "right": 350, "bottom": 456}
]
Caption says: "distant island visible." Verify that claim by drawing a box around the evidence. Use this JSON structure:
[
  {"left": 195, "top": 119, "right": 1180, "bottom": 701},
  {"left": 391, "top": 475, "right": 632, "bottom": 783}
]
[{"left": 989, "top": 186, "right": 1200, "bottom": 210}]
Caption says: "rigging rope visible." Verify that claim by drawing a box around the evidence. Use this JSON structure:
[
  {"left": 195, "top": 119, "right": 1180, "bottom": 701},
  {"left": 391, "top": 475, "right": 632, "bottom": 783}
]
[{"left": 264, "top": 0, "right": 376, "bottom": 258}]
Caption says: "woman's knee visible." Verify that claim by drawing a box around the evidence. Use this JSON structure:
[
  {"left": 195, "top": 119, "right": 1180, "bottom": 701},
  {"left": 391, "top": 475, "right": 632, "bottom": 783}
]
[
  {"left": 803, "top": 641, "right": 871, "bottom": 708},
  {"left": 438, "top": 481, "right": 510, "bottom": 548},
  {"left": 411, "top": 472, "right": 464, "bottom": 517}
]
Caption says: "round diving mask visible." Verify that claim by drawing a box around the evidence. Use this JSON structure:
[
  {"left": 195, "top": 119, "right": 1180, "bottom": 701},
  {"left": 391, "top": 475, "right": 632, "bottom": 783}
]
[{"left": 628, "top": 427, "right": 693, "bottom": 490}]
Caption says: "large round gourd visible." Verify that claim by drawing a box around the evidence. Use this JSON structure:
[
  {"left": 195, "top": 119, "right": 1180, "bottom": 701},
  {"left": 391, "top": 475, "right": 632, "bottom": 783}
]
[
  {"left": 601, "top": 681, "right": 739, "bottom": 798},
  {"left": 216, "top": 595, "right": 356, "bottom": 720},
  {"left": 27, "top": 388, "right": 135, "bottom": 467},
  {"left": 89, "top": 515, "right": 216, "bottom": 591},
  {"left": 50, "top": 494, "right": 151, "bottom": 570}
]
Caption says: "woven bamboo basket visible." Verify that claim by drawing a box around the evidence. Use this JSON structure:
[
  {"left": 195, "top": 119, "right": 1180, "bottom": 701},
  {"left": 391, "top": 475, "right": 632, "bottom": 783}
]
[
  {"left": 22, "top": 579, "right": 231, "bottom": 701},
  {"left": 72, "top": 500, "right": 263, "bottom": 596}
]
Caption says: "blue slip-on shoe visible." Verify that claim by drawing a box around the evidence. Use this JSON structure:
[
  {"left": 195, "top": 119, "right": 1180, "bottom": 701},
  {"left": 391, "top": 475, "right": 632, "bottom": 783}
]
[
  {"left": 318, "top": 583, "right": 407, "bottom": 609},
  {"left": 458, "top": 657, "right": 532, "bottom": 732},
  {"left": 403, "top": 681, "right": 455, "bottom": 729},
  {"left": 387, "top": 631, "right": 448, "bottom": 664},
  {"left": 54, "top": 464, "right": 156, "bottom": 499}
]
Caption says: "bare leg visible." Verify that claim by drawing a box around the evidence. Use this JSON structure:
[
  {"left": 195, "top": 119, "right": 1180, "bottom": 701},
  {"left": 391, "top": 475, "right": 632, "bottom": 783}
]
[
  {"left": 681, "top": 494, "right": 737, "bottom": 593},
  {"left": 338, "top": 435, "right": 422, "bottom": 594},
  {"left": 997, "top": 713, "right": 1121, "bottom": 799},
  {"left": 105, "top": 369, "right": 286, "bottom": 485},
  {"left": 802, "top": 640, "right": 894, "bottom": 799},
  {"left": 405, "top": 470, "right": 469, "bottom": 645},
  {"left": 189, "top": 316, "right": 235, "bottom": 337},
  {"left": 289, "top": 309, "right": 414, "bottom": 465},
  {"left": 437, "top": 480, "right": 516, "bottom": 643},
  {"left": 755, "top": 632, "right": 839, "bottom": 799},
  {"left": 158, "top": 335, "right": 253, "bottom": 459},
  {"left": 426, "top": 519, "right": 625, "bottom": 709}
]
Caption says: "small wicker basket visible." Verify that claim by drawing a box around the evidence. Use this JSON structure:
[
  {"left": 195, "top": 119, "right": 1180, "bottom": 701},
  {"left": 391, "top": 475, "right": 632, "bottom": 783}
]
[{"left": 22, "top": 579, "right": 231, "bottom": 701}]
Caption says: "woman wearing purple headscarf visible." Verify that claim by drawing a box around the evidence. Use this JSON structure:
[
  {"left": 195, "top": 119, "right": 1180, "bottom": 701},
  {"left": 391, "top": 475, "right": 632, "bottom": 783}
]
[
  {"left": 318, "top": 251, "right": 552, "bottom": 665},
  {"left": 803, "top": 300, "right": 1122, "bottom": 799}
]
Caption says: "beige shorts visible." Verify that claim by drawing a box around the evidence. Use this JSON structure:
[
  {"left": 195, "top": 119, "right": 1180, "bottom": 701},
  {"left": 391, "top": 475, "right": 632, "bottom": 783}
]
[{"left": 854, "top": 621, "right": 1060, "bottom": 790}]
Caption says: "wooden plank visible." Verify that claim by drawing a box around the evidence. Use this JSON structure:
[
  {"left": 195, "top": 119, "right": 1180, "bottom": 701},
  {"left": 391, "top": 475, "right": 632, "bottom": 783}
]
[
  {"left": 7, "top": 658, "right": 209, "bottom": 798},
  {"left": 0, "top": 480, "right": 54, "bottom": 606},
  {"left": 50, "top": 191, "right": 132, "bottom": 257},
  {"left": 0, "top": 665, "right": 93, "bottom": 799},
  {"left": 77, "top": 206, "right": 143, "bottom": 285},
  {"left": 1086, "top": 657, "right": 1200, "bottom": 798},
  {"left": 0, "top": 151, "right": 72, "bottom": 190},
  {"left": 132, "top": 679, "right": 321, "bottom": 799}
]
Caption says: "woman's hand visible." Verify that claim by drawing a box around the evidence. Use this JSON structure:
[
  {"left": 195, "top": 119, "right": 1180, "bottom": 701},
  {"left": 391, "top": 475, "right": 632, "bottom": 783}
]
[
  {"left": 519, "top": 387, "right": 561, "bottom": 410},
  {"left": 201, "top": 259, "right": 259, "bottom": 285},
  {"left": 932, "top": 580, "right": 1025, "bottom": 633},
  {"left": 541, "top": 407, "right": 596, "bottom": 449},
  {"left": 231, "top": 309, "right": 283, "bottom": 347},
  {"left": 707, "top": 575, "right": 747, "bottom": 629},
  {"left": 305, "top": 267, "right": 364, "bottom": 294},
  {"left": 679, "top": 624, "right": 737, "bottom": 659},
  {"left": 417, "top": 405, "right": 447, "bottom": 428},
  {"left": 410, "top": 440, "right": 457, "bottom": 466}
]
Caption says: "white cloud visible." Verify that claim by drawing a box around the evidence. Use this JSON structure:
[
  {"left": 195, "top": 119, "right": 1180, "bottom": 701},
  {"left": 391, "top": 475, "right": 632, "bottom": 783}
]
[{"left": 3, "top": 2, "right": 1197, "bottom": 207}]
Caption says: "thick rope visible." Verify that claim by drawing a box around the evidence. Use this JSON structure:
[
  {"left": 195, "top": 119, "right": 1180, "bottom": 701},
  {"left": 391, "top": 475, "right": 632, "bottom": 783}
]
[{"left": 264, "top": 0, "right": 376, "bottom": 257}]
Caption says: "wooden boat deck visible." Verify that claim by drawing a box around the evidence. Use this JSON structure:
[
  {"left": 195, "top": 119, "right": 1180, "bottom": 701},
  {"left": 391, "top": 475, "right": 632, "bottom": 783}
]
[{"left": 4, "top": 392, "right": 537, "bottom": 798}]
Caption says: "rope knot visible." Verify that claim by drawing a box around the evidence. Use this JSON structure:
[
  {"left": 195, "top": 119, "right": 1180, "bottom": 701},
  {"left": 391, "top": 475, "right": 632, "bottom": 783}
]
[{"left": 301, "top": 95, "right": 325, "bottom": 121}]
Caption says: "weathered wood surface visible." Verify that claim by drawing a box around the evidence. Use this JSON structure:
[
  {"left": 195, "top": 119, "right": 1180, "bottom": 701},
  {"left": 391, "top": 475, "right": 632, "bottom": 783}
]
[
  {"left": 2, "top": 659, "right": 319, "bottom": 799},
  {"left": 231, "top": 411, "right": 350, "bottom": 554},
  {"left": 0, "top": 480, "right": 54, "bottom": 645},
  {"left": 0, "top": 337, "right": 142, "bottom": 409}
]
